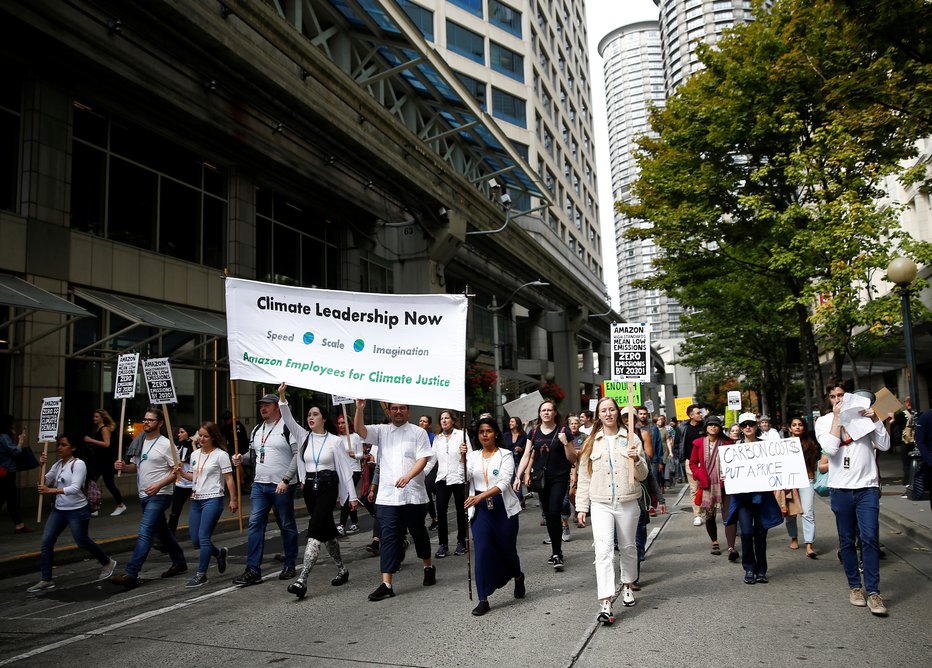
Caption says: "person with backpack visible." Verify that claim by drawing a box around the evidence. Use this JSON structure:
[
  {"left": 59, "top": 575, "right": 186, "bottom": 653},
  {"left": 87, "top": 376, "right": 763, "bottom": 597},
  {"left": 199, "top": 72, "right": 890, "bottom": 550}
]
[
  {"left": 231, "top": 394, "right": 300, "bottom": 586},
  {"left": 28, "top": 435, "right": 117, "bottom": 592}
]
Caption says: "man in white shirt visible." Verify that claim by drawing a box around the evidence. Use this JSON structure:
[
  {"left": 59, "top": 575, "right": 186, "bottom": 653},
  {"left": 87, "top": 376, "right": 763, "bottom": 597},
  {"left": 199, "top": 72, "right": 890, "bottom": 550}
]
[
  {"left": 815, "top": 379, "right": 890, "bottom": 616},
  {"left": 109, "top": 408, "right": 186, "bottom": 588},
  {"left": 578, "top": 411, "right": 594, "bottom": 435},
  {"left": 424, "top": 410, "right": 471, "bottom": 558},
  {"left": 231, "top": 394, "right": 299, "bottom": 586},
  {"left": 355, "top": 400, "right": 436, "bottom": 600},
  {"left": 758, "top": 415, "right": 782, "bottom": 442}
]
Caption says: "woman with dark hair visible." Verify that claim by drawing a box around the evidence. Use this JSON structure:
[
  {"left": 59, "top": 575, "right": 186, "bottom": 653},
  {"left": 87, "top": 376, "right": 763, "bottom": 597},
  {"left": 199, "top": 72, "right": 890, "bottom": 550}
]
[
  {"left": 177, "top": 422, "right": 237, "bottom": 587},
  {"left": 460, "top": 417, "right": 523, "bottom": 616},
  {"left": 690, "top": 416, "right": 738, "bottom": 560},
  {"left": 514, "top": 400, "right": 577, "bottom": 571},
  {"left": 575, "top": 398, "right": 648, "bottom": 625},
  {"left": 278, "top": 384, "right": 358, "bottom": 599},
  {"left": 427, "top": 409, "right": 471, "bottom": 558},
  {"left": 167, "top": 426, "right": 196, "bottom": 535},
  {"left": 503, "top": 416, "right": 527, "bottom": 505},
  {"left": 786, "top": 416, "right": 820, "bottom": 558},
  {"left": 29, "top": 435, "right": 117, "bottom": 592},
  {"left": 726, "top": 413, "right": 784, "bottom": 584},
  {"left": 83, "top": 409, "right": 126, "bottom": 516},
  {"left": 0, "top": 414, "right": 30, "bottom": 533}
]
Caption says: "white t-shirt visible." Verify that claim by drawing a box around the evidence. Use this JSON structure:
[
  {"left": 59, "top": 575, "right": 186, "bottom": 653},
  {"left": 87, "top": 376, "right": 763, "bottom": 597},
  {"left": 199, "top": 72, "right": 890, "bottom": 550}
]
[
  {"left": 191, "top": 447, "right": 233, "bottom": 499},
  {"left": 302, "top": 432, "right": 338, "bottom": 472},
  {"left": 45, "top": 457, "right": 89, "bottom": 511},
  {"left": 365, "top": 422, "right": 433, "bottom": 506},
  {"left": 132, "top": 435, "right": 175, "bottom": 498},
  {"left": 342, "top": 432, "right": 364, "bottom": 473}
]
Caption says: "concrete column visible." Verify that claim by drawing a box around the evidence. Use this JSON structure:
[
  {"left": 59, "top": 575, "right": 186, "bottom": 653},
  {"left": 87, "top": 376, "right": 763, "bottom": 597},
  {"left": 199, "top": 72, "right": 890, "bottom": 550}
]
[
  {"left": 546, "top": 307, "right": 586, "bottom": 411},
  {"left": 228, "top": 170, "right": 257, "bottom": 279}
]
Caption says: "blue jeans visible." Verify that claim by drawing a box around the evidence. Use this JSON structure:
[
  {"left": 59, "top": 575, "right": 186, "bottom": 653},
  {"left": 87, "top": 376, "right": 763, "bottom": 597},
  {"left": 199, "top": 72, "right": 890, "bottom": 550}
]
[
  {"left": 189, "top": 497, "right": 224, "bottom": 573},
  {"left": 830, "top": 487, "right": 881, "bottom": 593},
  {"left": 246, "top": 482, "right": 298, "bottom": 573},
  {"left": 785, "top": 483, "right": 816, "bottom": 545},
  {"left": 737, "top": 504, "right": 768, "bottom": 576},
  {"left": 40, "top": 505, "right": 109, "bottom": 581},
  {"left": 126, "top": 494, "right": 186, "bottom": 578}
]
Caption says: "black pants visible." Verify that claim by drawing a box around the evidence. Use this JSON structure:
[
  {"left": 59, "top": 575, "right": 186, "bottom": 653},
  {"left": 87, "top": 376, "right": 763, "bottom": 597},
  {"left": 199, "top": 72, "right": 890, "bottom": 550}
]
[
  {"left": 376, "top": 503, "right": 431, "bottom": 574},
  {"left": 434, "top": 480, "right": 467, "bottom": 547},
  {"left": 168, "top": 486, "right": 193, "bottom": 534},
  {"left": 91, "top": 448, "right": 123, "bottom": 506},
  {"left": 541, "top": 477, "right": 570, "bottom": 557},
  {"left": 340, "top": 472, "right": 362, "bottom": 527},
  {"left": 0, "top": 474, "right": 23, "bottom": 526}
]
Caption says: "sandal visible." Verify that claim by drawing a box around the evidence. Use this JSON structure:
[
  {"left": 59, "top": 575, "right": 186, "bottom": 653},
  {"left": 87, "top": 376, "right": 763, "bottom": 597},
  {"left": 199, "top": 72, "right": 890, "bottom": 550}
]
[{"left": 711, "top": 542, "right": 721, "bottom": 556}]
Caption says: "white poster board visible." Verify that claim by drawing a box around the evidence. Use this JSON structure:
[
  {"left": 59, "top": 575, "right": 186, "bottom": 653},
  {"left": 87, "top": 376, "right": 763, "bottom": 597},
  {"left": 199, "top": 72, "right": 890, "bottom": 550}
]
[
  {"left": 727, "top": 391, "right": 741, "bottom": 411},
  {"left": 38, "top": 397, "right": 62, "bottom": 442},
  {"left": 114, "top": 353, "right": 139, "bottom": 399},
  {"left": 719, "top": 437, "right": 809, "bottom": 494},
  {"left": 504, "top": 391, "right": 544, "bottom": 425},
  {"left": 610, "top": 322, "right": 650, "bottom": 383},
  {"left": 331, "top": 394, "right": 355, "bottom": 405},
  {"left": 225, "top": 278, "right": 467, "bottom": 410},
  {"left": 143, "top": 357, "right": 178, "bottom": 404}
]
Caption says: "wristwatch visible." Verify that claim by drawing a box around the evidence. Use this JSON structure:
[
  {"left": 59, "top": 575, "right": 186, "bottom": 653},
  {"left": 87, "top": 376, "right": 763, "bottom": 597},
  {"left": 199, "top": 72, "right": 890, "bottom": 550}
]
[{"left": 282, "top": 477, "right": 290, "bottom": 484}]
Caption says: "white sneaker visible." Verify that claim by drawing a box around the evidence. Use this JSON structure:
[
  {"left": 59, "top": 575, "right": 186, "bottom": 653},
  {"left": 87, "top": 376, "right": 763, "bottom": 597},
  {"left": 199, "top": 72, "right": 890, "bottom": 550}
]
[
  {"left": 98, "top": 558, "right": 118, "bottom": 581},
  {"left": 27, "top": 580, "right": 55, "bottom": 593},
  {"left": 336, "top": 525, "right": 346, "bottom": 537},
  {"left": 110, "top": 504, "right": 127, "bottom": 517},
  {"left": 621, "top": 584, "right": 636, "bottom": 607},
  {"left": 347, "top": 524, "right": 358, "bottom": 534},
  {"left": 90, "top": 511, "right": 99, "bottom": 517},
  {"left": 561, "top": 528, "right": 571, "bottom": 542},
  {"left": 692, "top": 516, "right": 703, "bottom": 526}
]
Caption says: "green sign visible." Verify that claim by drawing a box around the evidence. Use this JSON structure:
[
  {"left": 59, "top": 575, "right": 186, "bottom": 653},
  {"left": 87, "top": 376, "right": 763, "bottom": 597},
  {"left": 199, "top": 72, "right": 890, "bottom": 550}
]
[{"left": 601, "top": 380, "right": 641, "bottom": 406}]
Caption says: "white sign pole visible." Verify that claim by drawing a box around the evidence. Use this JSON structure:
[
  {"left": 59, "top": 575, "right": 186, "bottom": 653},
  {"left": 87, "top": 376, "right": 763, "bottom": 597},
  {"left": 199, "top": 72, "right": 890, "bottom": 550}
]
[{"left": 114, "top": 353, "right": 139, "bottom": 477}]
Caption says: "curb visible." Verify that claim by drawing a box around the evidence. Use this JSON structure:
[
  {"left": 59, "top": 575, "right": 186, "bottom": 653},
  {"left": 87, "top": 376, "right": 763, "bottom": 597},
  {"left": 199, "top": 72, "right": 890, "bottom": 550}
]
[{"left": 878, "top": 502, "right": 932, "bottom": 552}]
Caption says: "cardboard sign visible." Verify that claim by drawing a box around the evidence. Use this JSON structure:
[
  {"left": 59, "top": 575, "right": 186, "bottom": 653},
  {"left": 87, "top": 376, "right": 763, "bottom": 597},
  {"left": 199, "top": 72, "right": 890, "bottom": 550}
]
[
  {"left": 610, "top": 322, "right": 650, "bottom": 383},
  {"left": 38, "top": 397, "right": 62, "bottom": 442},
  {"left": 143, "top": 357, "right": 178, "bottom": 404},
  {"left": 674, "top": 397, "right": 695, "bottom": 420},
  {"left": 602, "top": 380, "right": 641, "bottom": 406},
  {"left": 727, "top": 391, "right": 741, "bottom": 411},
  {"left": 719, "top": 437, "right": 809, "bottom": 494},
  {"left": 872, "top": 387, "right": 902, "bottom": 418},
  {"left": 114, "top": 353, "right": 139, "bottom": 400},
  {"left": 503, "top": 391, "right": 544, "bottom": 425}
]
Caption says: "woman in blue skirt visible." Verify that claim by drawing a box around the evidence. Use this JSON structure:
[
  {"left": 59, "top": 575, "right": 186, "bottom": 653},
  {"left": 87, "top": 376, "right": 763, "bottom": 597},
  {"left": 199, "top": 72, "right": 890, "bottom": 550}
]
[{"left": 461, "top": 417, "right": 524, "bottom": 616}]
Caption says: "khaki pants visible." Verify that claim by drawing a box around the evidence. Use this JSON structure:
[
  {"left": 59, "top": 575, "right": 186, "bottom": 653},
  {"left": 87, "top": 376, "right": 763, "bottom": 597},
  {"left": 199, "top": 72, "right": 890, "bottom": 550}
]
[{"left": 685, "top": 466, "right": 700, "bottom": 516}]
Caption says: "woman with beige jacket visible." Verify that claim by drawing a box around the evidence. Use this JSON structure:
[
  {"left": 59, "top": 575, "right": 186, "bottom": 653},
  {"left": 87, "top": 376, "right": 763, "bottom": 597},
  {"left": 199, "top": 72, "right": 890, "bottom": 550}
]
[{"left": 576, "top": 398, "right": 649, "bottom": 625}]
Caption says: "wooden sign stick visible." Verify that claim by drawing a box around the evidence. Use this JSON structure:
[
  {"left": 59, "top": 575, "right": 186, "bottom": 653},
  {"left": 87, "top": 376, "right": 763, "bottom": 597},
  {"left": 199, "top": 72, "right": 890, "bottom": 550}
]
[
  {"left": 230, "top": 379, "right": 243, "bottom": 533},
  {"left": 117, "top": 398, "right": 127, "bottom": 478},
  {"left": 627, "top": 388, "right": 636, "bottom": 486},
  {"left": 160, "top": 404, "right": 181, "bottom": 467},
  {"left": 36, "top": 441, "right": 49, "bottom": 523}
]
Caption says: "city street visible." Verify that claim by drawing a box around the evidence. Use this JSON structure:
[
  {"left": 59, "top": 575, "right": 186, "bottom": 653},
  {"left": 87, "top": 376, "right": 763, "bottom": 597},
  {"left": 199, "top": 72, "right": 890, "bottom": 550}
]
[{"left": 1, "top": 460, "right": 930, "bottom": 667}]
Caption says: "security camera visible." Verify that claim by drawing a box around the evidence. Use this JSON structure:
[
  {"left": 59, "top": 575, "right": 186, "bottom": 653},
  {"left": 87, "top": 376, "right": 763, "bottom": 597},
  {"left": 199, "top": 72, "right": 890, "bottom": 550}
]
[
  {"left": 488, "top": 178, "right": 501, "bottom": 192},
  {"left": 499, "top": 192, "right": 512, "bottom": 208}
]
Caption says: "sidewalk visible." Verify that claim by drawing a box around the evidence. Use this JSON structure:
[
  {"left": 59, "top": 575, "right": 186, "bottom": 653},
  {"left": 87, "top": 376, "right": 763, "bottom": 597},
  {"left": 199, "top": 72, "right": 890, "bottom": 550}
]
[
  {"left": 875, "top": 448, "right": 932, "bottom": 549},
  {"left": 0, "top": 491, "right": 307, "bottom": 579}
]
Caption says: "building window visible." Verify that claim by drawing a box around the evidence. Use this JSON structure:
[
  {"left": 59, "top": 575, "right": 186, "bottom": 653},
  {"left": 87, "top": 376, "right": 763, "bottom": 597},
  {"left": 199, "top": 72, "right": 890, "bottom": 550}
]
[
  {"left": 255, "top": 188, "right": 340, "bottom": 288},
  {"left": 490, "top": 42, "right": 524, "bottom": 82},
  {"left": 360, "top": 254, "right": 394, "bottom": 293},
  {"left": 447, "top": 0, "right": 482, "bottom": 18},
  {"left": 447, "top": 21, "right": 485, "bottom": 64},
  {"left": 489, "top": 0, "right": 522, "bottom": 37},
  {"left": 455, "top": 72, "right": 487, "bottom": 108},
  {"left": 491, "top": 87, "right": 527, "bottom": 128},
  {"left": 0, "top": 76, "right": 21, "bottom": 213},
  {"left": 399, "top": 1, "right": 434, "bottom": 41},
  {"left": 70, "top": 100, "right": 227, "bottom": 269}
]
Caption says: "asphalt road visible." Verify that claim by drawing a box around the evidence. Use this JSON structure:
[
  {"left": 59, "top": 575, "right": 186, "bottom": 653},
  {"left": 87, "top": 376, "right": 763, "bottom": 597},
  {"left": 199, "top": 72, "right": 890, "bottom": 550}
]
[{"left": 1, "top": 484, "right": 930, "bottom": 667}]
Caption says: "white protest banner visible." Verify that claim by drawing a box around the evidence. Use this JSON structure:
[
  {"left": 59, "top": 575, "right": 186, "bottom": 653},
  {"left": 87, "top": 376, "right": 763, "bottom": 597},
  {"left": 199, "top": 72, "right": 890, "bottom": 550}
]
[
  {"left": 225, "top": 278, "right": 468, "bottom": 410},
  {"left": 727, "top": 391, "right": 741, "bottom": 411},
  {"left": 719, "top": 437, "right": 808, "bottom": 494},
  {"left": 38, "top": 397, "right": 62, "bottom": 442},
  {"left": 114, "top": 353, "right": 139, "bottom": 399},
  {"left": 143, "top": 357, "right": 178, "bottom": 404},
  {"left": 504, "top": 391, "right": 544, "bottom": 425},
  {"left": 331, "top": 394, "right": 355, "bottom": 405},
  {"left": 611, "top": 322, "right": 650, "bottom": 383}
]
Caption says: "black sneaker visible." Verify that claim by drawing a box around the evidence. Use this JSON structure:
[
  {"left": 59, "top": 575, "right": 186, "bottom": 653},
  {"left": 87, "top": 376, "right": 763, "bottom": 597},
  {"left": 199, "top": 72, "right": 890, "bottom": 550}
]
[
  {"left": 756, "top": 573, "right": 769, "bottom": 584},
  {"left": 278, "top": 566, "right": 296, "bottom": 580},
  {"left": 232, "top": 569, "right": 262, "bottom": 586},
  {"left": 368, "top": 583, "right": 395, "bottom": 601},
  {"left": 287, "top": 580, "right": 307, "bottom": 599},
  {"left": 365, "top": 540, "right": 380, "bottom": 556},
  {"left": 217, "top": 547, "right": 228, "bottom": 575},
  {"left": 514, "top": 573, "right": 526, "bottom": 599},
  {"left": 546, "top": 554, "right": 557, "bottom": 565},
  {"left": 471, "top": 600, "right": 491, "bottom": 616},
  {"left": 428, "top": 520, "right": 438, "bottom": 531},
  {"left": 423, "top": 565, "right": 437, "bottom": 586},
  {"left": 551, "top": 555, "right": 564, "bottom": 572},
  {"left": 161, "top": 563, "right": 188, "bottom": 579},
  {"left": 744, "top": 571, "right": 756, "bottom": 585},
  {"left": 597, "top": 608, "right": 615, "bottom": 625},
  {"left": 728, "top": 549, "right": 740, "bottom": 562}
]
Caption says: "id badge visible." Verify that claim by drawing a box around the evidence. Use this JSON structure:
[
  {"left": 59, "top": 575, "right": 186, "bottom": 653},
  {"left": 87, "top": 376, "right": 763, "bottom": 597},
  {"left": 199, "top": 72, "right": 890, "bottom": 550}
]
[
  {"left": 486, "top": 498, "right": 495, "bottom": 510},
  {"left": 312, "top": 478, "right": 319, "bottom": 491},
  {"left": 843, "top": 456, "right": 850, "bottom": 470}
]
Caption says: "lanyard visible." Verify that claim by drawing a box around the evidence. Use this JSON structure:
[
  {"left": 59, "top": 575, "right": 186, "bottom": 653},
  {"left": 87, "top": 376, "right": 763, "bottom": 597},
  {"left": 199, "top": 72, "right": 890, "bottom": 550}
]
[
  {"left": 481, "top": 448, "right": 498, "bottom": 488},
  {"left": 193, "top": 449, "right": 212, "bottom": 485},
  {"left": 260, "top": 419, "right": 279, "bottom": 450},
  {"left": 309, "top": 432, "right": 328, "bottom": 471},
  {"left": 141, "top": 437, "right": 160, "bottom": 462}
]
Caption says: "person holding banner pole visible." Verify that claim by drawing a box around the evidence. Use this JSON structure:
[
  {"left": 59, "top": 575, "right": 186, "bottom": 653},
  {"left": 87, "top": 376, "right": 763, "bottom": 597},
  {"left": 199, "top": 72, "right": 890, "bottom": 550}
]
[
  {"left": 109, "top": 408, "right": 188, "bottom": 589},
  {"left": 460, "top": 417, "right": 523, "bottom": 616},
  {"left": 725, "top": 413, "right": 784, "bottom": 585},
  {"left": 575, "top": 398, "right": 648, "bottom": 625},
  {"left": 231, "top": 394, "right": 300, "bottom": 586},
  {"left": 354, "top": 400, "right": 436, "bottom": 601},
  {"left": 277, "top": 385, "right": 358, "bottom": 599},
  {"left": 29, "top": 435, "right": 117, "bottom": 592}
]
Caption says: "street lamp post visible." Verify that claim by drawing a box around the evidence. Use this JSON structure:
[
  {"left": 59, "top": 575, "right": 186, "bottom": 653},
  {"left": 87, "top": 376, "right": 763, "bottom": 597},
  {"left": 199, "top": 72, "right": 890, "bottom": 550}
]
[
  {"left": 489, "top": 280, "right": 549, "bottom": 423},
  {"left": 887, "top": 256, "right": 920, "bottom": 413}
]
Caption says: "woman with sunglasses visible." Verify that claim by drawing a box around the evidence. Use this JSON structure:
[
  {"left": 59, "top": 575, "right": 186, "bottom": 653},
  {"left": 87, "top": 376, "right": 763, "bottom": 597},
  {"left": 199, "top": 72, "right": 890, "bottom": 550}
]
[
  {"left": 575, "top": 398, "right": 648, "bottom": 625},
  {"left": 278, "top": 384, "right": 358, "bottom": 599},
  {"left": 177, "top": 422, "right": 237, "bottom": 587},
  {"left": 460, "top": 417, "right": 524, "bottom": 616},
  {"left": 726, "top": 413, "right": 784, "bottom": 584},
  {"left": 29, "top": 435, "right": 117, "bottom": 592}
]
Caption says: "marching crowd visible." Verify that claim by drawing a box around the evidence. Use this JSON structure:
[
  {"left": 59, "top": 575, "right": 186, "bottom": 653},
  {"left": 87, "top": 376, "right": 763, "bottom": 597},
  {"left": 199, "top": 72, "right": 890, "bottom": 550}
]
[{"left": 2, "top": 376, "right": 914, "bottom": 622}]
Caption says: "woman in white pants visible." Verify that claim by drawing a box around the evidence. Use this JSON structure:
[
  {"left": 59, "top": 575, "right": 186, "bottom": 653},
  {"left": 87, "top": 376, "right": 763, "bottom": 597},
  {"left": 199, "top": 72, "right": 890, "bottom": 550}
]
[{"left": 575, "top": 398, "right": 649, "bottom": 625}]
